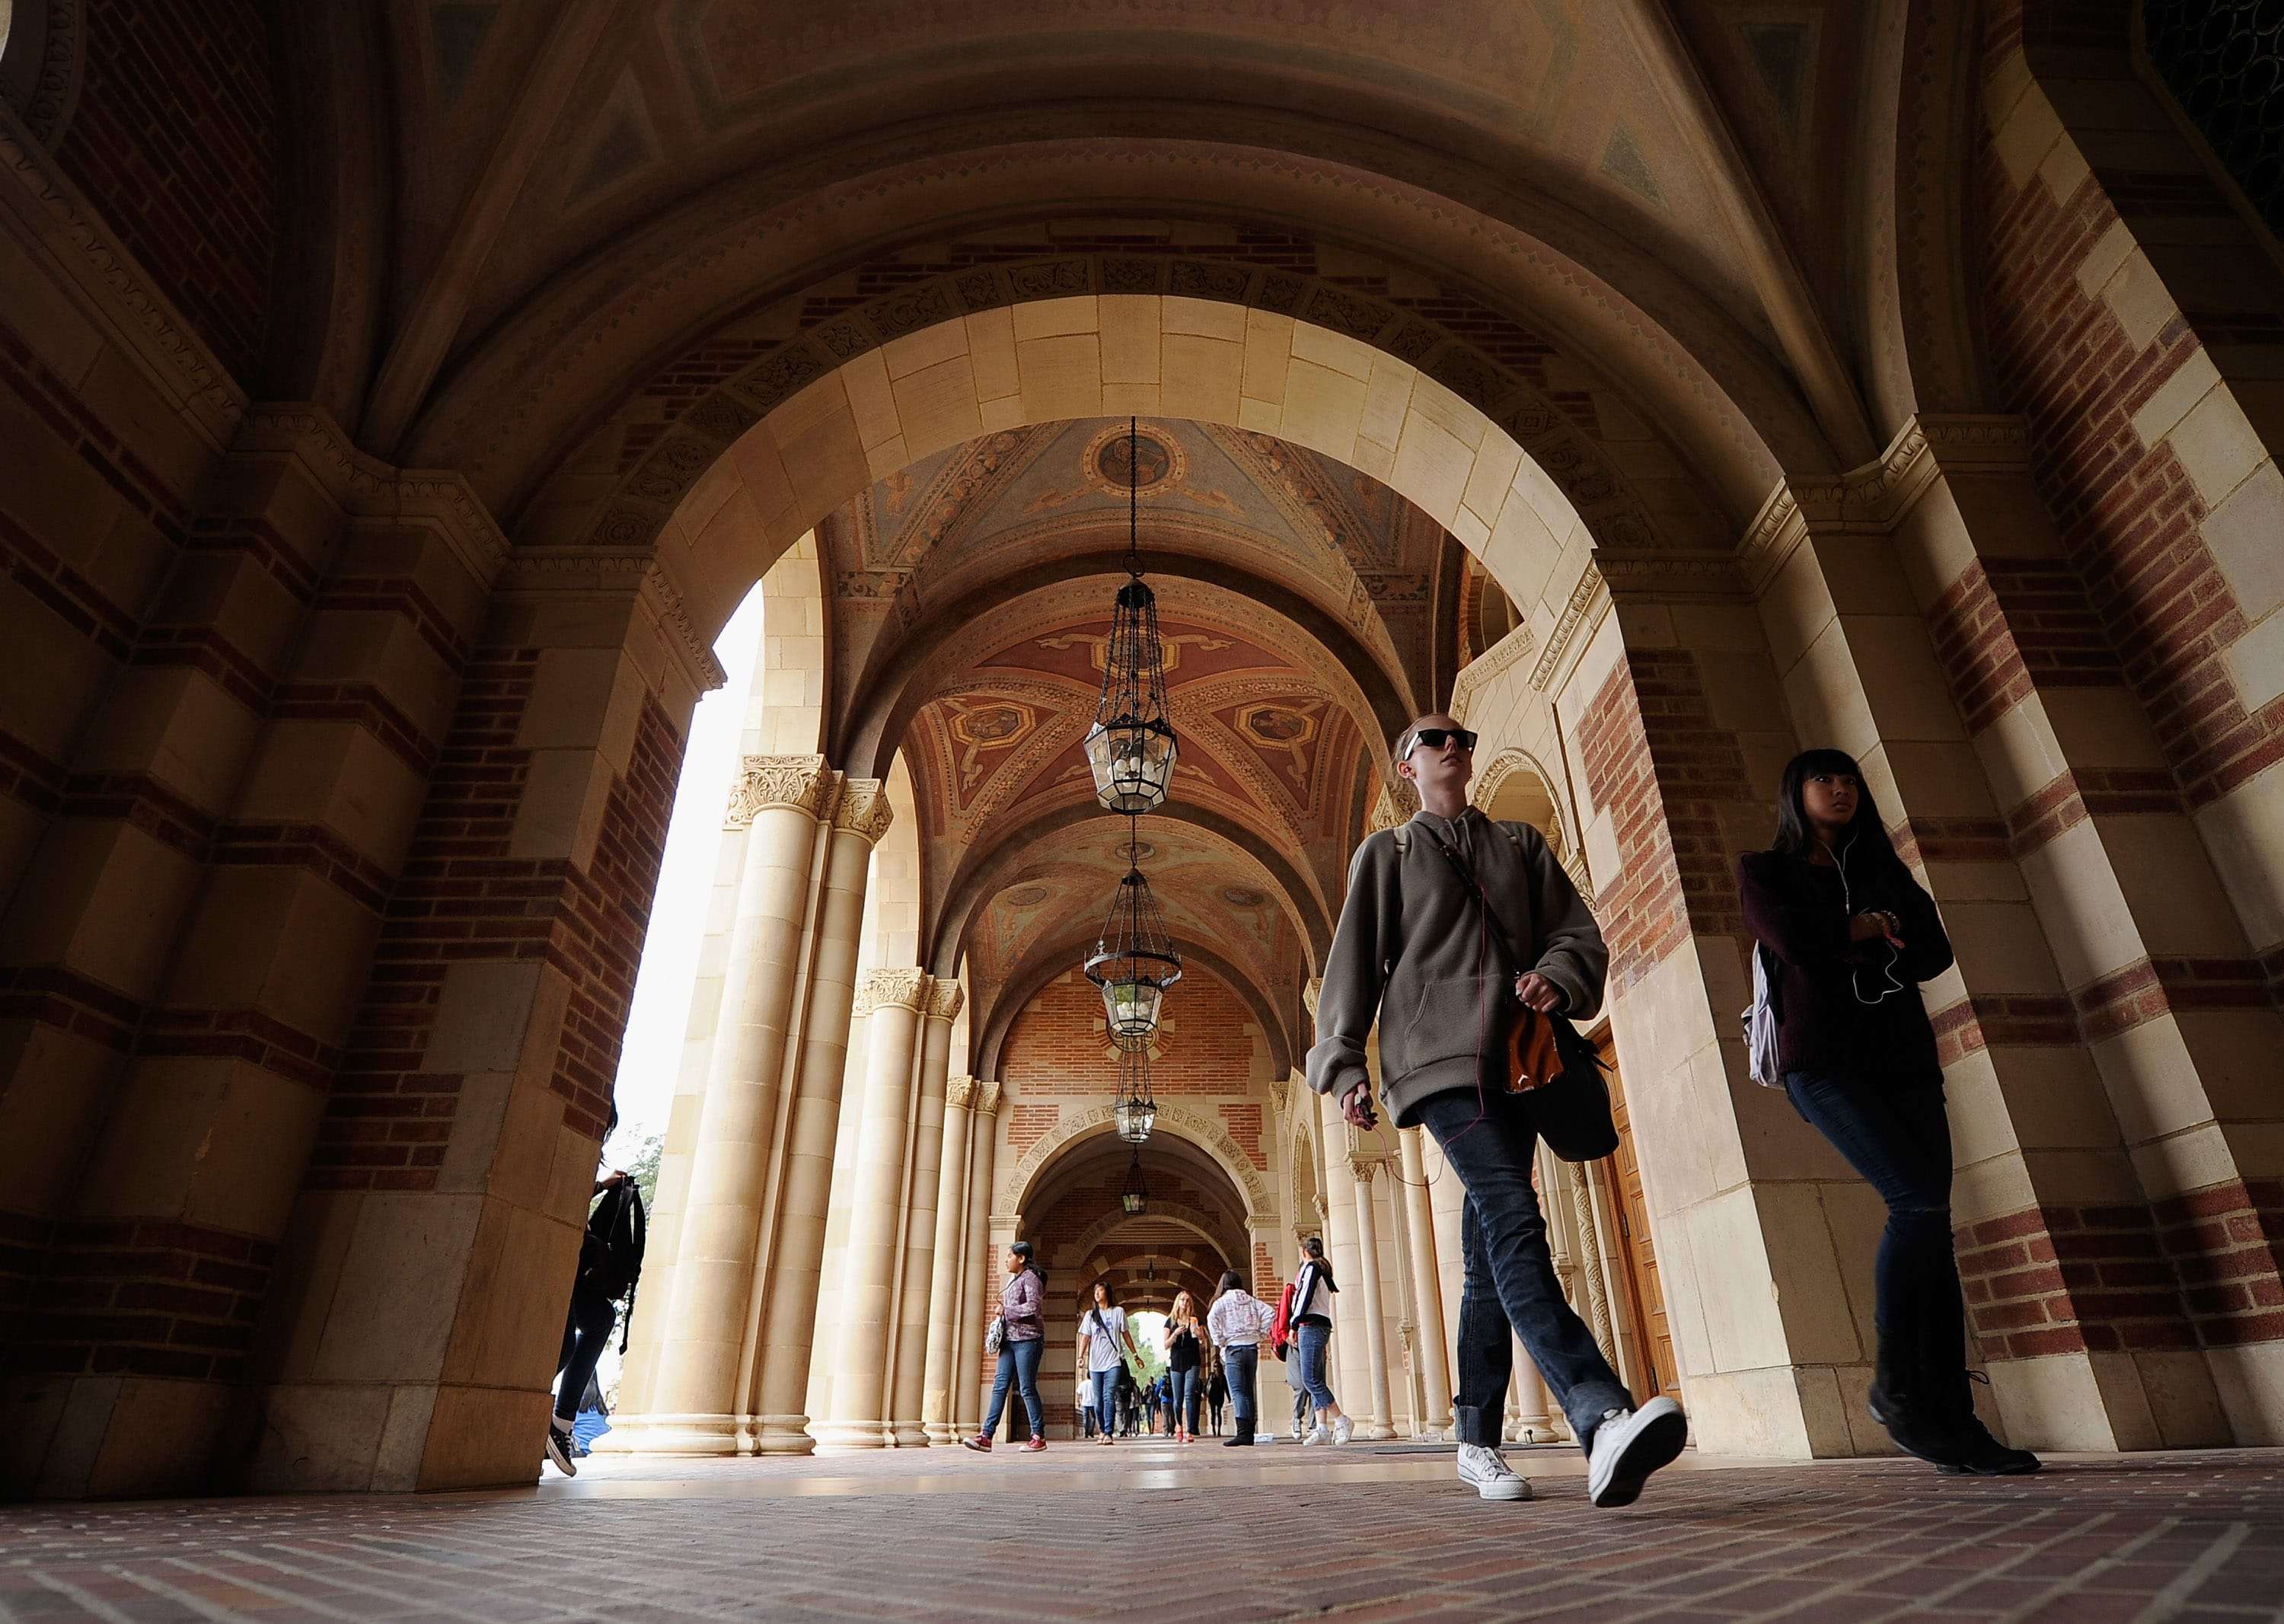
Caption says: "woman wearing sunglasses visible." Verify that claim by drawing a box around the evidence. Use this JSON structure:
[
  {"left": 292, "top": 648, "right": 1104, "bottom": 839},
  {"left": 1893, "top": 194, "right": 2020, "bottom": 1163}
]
[{"left": 1306, "top": 713, "right": 1686, "bottom": 1509}]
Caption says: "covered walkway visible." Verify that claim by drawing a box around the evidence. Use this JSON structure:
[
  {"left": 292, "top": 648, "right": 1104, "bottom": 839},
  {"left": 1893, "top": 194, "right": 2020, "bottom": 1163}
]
[{"left": 8, "top": 1446, "right": 2282, "bottom": 1622}]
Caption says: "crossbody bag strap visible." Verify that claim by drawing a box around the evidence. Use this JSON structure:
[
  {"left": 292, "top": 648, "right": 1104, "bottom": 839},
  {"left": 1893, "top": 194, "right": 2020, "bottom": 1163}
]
[{"left": 1413, "top": 820, "right": 1523, "bottom": 969}]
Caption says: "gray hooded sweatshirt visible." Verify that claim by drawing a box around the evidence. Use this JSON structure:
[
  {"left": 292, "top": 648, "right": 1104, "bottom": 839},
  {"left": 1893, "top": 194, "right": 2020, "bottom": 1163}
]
[{"left": 1305, "top": 808, "right": 1608, "bottom": 1127}]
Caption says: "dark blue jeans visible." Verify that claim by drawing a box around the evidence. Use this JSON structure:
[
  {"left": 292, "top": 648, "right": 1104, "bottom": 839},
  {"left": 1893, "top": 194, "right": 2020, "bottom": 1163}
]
[
  {"left": 1418, "top": 1089, "right": 1632, "bottom": 1451},
  {"left": 1169, "top": 1367, "right": 1201, "bottom": 1432},
  {"left": 1223, "top": 1343, "right": 1259, "bottom": 1434},
  {"left": 1784, "top": 1070, "right": 1964, "bottom": 1374},
  {"left": 983, "top": 1336, "right": 1044, "bottom": 1436}
]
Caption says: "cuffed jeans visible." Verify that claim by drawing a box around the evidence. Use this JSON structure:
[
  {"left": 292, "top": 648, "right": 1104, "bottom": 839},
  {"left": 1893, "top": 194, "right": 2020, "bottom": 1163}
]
[
  {"left": 1418, "top": 1088, "right": 1632, "bottom": 1451},
  {"left": 1089, "top": 1365, "right": 1120, "bottom": 1428},
  {"left": 1169, "top": 1367, "right": 1201, "bottom": 1433},
  {"left": 983, "top": 1336, "right": 1044, "bottom": 1436},
  {"left": 553, "top": 1281, "right": 617, "bottom": 1425},
  {"left": 1294, "top": 1319, "right": 1336, "bottom": 1409},
  {"left": 1223, "top": 1343, "right": 1260, "bottom": 1434},
  {"left": 1784, "top": 1070, "right": 1965, "bottom": 1377}
]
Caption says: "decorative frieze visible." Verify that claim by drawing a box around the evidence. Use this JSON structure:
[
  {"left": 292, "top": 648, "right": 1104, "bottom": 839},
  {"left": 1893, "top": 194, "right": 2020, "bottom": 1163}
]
[
  {"left": 853, "top": 967, "right": 930, "bottom": 1017},
  {"left": 1448, "top": 619, "right": 1538, "bottom": 725},
  {"left": 725, "top": 755, "right": 832, "bottom": 827}
]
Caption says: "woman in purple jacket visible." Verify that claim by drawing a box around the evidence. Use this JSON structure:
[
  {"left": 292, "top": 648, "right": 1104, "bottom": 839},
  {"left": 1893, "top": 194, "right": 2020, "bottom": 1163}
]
[
  {"left": 963, "top": 1240, "right": 1048, "bottom": 1453},
  {"left": 1738, "top": 748, "right": 2036, "bottom": 1477}
]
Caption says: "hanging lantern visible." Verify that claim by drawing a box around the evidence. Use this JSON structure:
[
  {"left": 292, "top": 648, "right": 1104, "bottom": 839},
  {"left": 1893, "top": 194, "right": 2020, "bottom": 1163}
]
[
  {"left": 1084, "top": 420, "right": 1178, "bottom": 813},
  {"left": 1112, "top": 1045, "right": 1158, "bottom": 1144},
  {"left": 1086, "top": 857, "right": 1182, "bottom": 1048},
  {"left": 1121, "top": 1148, "right": 1149, "bottom": 1216}
]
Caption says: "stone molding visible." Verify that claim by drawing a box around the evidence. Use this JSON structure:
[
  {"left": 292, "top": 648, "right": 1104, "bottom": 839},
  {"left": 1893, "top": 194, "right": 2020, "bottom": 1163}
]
[
  {"left": 946, "top": 1074, "right": 978, "bottom": 1111},
  {"left": 999, "top": 1099, "right": 1268, "bottom": 1215},
  {"left": 0, "top": 95, "right": 242, "bottom": 447},
  {"left": 725, "top": 755, "right": 831, "bottom": 827},
  {"left": 494, "top": 547, "right": 726, "bottom": 691},
  {"left": 0, "top": 0, "right": 84, "bottom": 146},
  {"left": 854, "top": 968, "right": 930, "bottom": 1018},
  {"left": 834, "top": 778, "right": 895, "bottom": 844},
  {"left": 238, "top": 404, "right": 512, "bottom": 590},
  {"left": 1448, "top": 618, "right": 1539, "bottom": 724},
  {"left": 1528, "top": 564, "right": 1610, "bottom": 693},
  {"left": 1740, "top": 413, "right": 2031, "bottom": 593},
  {"left": 924, "top": 980, "right": 965, "bottom": 1022}
]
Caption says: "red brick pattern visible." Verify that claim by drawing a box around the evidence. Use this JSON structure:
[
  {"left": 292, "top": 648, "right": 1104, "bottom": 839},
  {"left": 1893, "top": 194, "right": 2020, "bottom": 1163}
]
[
  {"left": 1001, "top": 968, "right": 1264, "bottom": 1103},
  {"left": 1576, "top": 652, "right": 1755, "bottom": 992},
  {"left": 1925, "top": 559, "right": 2117, "bottom": 739},
  {"left": 7, "top": 1216, "right": 276, "bottom": 1383},
  {"left": 53, "top": 0, "right": 279, "bottom": 385},
  {"left": 1979, "top": 34, "right": 2282, "bottom": 811}
]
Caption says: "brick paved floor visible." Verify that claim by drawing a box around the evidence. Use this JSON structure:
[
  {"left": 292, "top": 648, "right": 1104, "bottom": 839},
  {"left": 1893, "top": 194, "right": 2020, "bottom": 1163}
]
[{"left": 5, "top": 1441, "right": 2284, "bottom": 1622}]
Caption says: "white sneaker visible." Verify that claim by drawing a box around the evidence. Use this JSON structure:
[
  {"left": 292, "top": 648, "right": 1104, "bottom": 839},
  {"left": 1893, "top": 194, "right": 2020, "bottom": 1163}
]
[
  {"left": 543, "top": 1421, "right": 576, "bottom": 1477},
  {"left": 1586, "top": 1397, "right": 1686, "bottom": 1508},
  {"left": 1456, "top": 1443, "right": 1532, "bottom": 1501},
  {"left": 1302, "top": 1424, "right": 1329, "bottom": 1446},
  {"left": 1330, "top": 1415, "right": 1354, "bottom": 1445}
]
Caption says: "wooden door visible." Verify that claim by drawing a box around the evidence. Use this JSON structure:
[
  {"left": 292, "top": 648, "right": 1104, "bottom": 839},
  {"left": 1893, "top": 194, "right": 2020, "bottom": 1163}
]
[{"left": 1599, "top": 1036, "right": 1680, "bottom": 1398}]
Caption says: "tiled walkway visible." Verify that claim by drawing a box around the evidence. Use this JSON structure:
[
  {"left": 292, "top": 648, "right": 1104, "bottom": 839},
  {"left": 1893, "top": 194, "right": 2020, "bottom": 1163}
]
[{"left": 5, "top": 1440, "right": 2283, "bottom": 1622}]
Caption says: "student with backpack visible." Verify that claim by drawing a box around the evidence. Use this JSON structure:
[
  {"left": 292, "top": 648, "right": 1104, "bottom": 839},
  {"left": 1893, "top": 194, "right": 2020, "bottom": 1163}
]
[
  {"left": 1738, "top": 748, "right": 2037, "bottom": 1476},
  {"left": 1309, "top": 713, "right": 1686, "bottom": 1508},
  {"left": 545, "top": 1128, "right": 646, "bottom": 1478}
]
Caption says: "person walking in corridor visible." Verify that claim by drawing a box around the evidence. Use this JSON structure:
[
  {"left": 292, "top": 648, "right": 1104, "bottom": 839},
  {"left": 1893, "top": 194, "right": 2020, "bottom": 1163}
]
[
  {"left": 1308, "top": 713, "right": 1686, "bottom": 1508},
  {"left": 1207, "top": 1269, "right": 1274, "bottom": 1446},
  {"left": 1288, "top": 1237, "right": 1351, "bottom": 1445},
  {"left": 1206, "top": 1364, "right": 1228, "bottom": 1436},
  {"left": 1163, "top": 1291, "right": 1205, "bottom": 1443},
  {"left": 1739, "top": 748, "right": 2038, "bottom": 1477},
  {"left": 1077, "top": 1281, "right": 1141, "bottom": 1447},
  {"left": 963, "top": 1241, "right": 1048, "bottom": 1453}
]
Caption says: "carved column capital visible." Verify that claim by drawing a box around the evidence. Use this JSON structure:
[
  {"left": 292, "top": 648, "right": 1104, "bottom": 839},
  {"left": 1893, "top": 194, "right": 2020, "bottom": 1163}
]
[
  {"left": 1349, "top": 1155, "right": 1382, "bottom": 1185},
  {"left": 853, "top": 967, "right": 929, "bottom": 1018},
  {"left": 946, "top": 1074, "right": 978, "bottom": 1112},
  {"left": 726, "top": 755, "right": 832, "bottom": 827},
  {"left": 1301, "top": 978, "right": 1322, "bottom": 1018},
  {"left": 975, "top": 1078, "right": 1004, "bottom": 1117},
  {"left": 834, "top": 777, "right": 895, "bottom": 845},
  {"left": 924, "top": 980, "right": 965, "bottom": 1023}
]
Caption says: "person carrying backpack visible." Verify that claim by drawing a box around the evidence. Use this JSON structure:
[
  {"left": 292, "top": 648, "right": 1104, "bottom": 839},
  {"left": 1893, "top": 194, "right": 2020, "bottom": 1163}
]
[
  {"left": 545, "top": 1123, "right": 646, "bottom": 1477},
  {"left": 1308, "top": 713, "right": 1686, "bottom": 1508}
]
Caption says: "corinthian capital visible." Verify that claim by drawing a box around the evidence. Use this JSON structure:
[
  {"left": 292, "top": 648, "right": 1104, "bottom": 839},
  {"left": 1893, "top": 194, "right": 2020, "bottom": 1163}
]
[
  {"left": 835, "top": 777, "right": 895, "bottom": 845},
  {"left": 853, "top": 967, "right": 929, "bottom": 1017},
  {"left": 975, "top": 1078, "right": 1004, "bottom": 1116},
  {"left": 726, "top": 755, "right": 832, "bottom": 827},
  {"left": 1301, "top": 978, "right": 1323, "bottom": 1018},
  {"left": 946, "top": 1074, "right": 978, "bottom": 1111},
  {"left": 925, "top": 980, "right": 966, "bottom": 1022}
]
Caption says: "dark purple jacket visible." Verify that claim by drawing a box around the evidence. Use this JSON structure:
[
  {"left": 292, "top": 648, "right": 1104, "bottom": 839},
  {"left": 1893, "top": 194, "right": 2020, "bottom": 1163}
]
[{"left": 1736, "top": 847, "right": 1954, "bottom": 1086}]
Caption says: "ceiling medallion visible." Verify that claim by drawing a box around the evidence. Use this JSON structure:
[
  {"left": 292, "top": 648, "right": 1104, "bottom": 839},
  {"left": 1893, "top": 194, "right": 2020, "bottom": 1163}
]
[{"left": 1081, "top": 420, "right": 1185, "bottom": 502}]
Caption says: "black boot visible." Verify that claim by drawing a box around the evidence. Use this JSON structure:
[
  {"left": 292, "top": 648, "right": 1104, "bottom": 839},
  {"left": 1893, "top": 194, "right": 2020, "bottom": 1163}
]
[
  {"left": 1925, "top": 1369, "right": 2040, "bottom": 1476},
  {"left": 1223, "top": 1424, "right": 1255, "bottom": 1447},
  {"left": 1868, "top": 1334, "right": 1969, "bottom": 1469}
]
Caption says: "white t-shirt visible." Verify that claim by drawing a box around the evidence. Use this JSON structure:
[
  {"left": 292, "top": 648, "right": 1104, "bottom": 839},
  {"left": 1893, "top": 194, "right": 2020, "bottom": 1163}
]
[{"left": 1080, "top": 1306, "right": 1128, "bottom": 1373}]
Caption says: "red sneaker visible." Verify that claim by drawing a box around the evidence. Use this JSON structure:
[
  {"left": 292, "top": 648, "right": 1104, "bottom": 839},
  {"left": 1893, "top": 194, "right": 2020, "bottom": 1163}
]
[
  {"left": 959, "top": 1434, "right": 991, "bottom": 1453},
  {"left": 1023, "top": 1436, "right": 1047, "bottom": 1452}
]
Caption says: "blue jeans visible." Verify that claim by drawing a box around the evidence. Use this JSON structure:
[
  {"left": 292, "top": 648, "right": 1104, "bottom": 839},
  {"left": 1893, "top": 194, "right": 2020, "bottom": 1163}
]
[
  {"left": 1785, "top": 1070, "right": 1963, "bottom": 1373},
  {"left": 1223, "top": 1343, "right": 1259, "bottom": 1434},
  {"left": 1168, "top": 1367, "right": 1200, "bottom": 1432},
  {"left": 982, "top": 1337, "right": 1043, "bottom": 1436},
  {"left": 1418, "top": 1089, "right": 1632, "bottom": 1451},
  {"left": 1089, "top": 1364, "right": 1120, "bottom": 1427},
  {"left": 1294, "top": 1319, "right": 1337, "bottom": 1409}
]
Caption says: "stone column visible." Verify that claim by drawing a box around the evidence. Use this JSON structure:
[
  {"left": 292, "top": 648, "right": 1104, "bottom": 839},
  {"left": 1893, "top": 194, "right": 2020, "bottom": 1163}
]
[
  {"left": 1513, "top": 1348, "right": 1558, "bottom": 1444},
  {"left": 920, "top": 1074, "right": 978, "bottom": 1444},
  {"left": 1348, "top": 1157, "right": 1397, "bottom": 1441},
  {"left": 888, "top": 981, "right": 962, "bottom": 1445},
  {"left": 1317, "top": 1090, "right": 1371, "bottom": 1412},
  {"left": 1398, "top": 1128, "right": 1453, "bottom": 1435},
  {"left": 813, "top": 968, "right": 930, "bottom": 1451},
  {"left": 954, "top": 1080, "right": 1003, "bottom": 1434},
  {"left": 747, "top": 779, "right": 891, "bottom": 1453},
  {"left": 616, "top": 756, "right": 835, "bottom": 1455}
]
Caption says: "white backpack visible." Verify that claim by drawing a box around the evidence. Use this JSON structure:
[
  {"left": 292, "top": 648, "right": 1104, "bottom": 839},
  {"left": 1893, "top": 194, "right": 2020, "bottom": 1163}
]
[{"left": 1743, "top": 942, "right": 1783, "bottom": 1089}]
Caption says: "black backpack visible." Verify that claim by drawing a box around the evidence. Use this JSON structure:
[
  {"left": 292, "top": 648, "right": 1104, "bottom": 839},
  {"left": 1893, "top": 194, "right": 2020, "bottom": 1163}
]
[{"left": 579, "top": 1182, "right": 647, "bottom": 1349}]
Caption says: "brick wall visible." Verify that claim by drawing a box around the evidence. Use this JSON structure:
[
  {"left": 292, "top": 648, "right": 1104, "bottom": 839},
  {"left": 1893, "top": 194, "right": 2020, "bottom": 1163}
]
[{"left": 54, "top": 0, "right": 280, "bottom": 386}]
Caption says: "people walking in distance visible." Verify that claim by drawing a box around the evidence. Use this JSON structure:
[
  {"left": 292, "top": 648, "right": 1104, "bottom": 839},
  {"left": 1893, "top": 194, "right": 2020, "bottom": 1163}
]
[
  {"left": 1739, "top": 749, "right": 2039, "bottom": 1477},
  {"left": 1206, "top": 1269, "right": 1275, "bottom": 1446},
  {"left": 1143, "top": 1370, "right": 1163, "bottom": 1436},
  {"left": 1309, "top": 713, "right": 1687, "bottom": 1508},
  {"left": 544, "top": 1128, "right": 646, "bottom": 1479},
  {"left": 1079, "top": 1377, "right": 1098, "bottom": 1439},
  {"left": 1163, "top": 1291, "right": 1206, "bottom": 1443},
  {"left": 1206, "top": 1364, "right": 1228, "bottom": 1436},
  {"left": 963, "top": 1240, "right": 1049, "bottom": 1453},
  {"left": 1077, "top": 1281, "right": 1142, "bottom": 1447},
  {"left": 1288, "top": 1237, "right": 1351, "bottom": 1445}
]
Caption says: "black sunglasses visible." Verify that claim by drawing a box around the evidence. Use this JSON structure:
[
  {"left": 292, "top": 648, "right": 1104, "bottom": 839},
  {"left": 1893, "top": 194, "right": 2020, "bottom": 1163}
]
[{"left": 1404, "top": 726, "right": 1477, "bottom": 758}]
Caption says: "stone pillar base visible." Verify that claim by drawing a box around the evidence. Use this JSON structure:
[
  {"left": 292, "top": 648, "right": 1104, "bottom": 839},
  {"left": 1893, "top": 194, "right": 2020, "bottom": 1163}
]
[
  {"left": 748, "top": 1415, "right": 820, "bottom": 1455},
  {"left": 590, "top": 1413, "right": 746, "bottom": 1456},
  {"left": 810, "top": 1420, "right": 895, "bottom": 1453},
  {"left": 1354, "top": 1420, "right": 1396, "bottom": 1441},
  {"left": 923, "top": 1421, "right": 962, "bottom": 1446},
  {"left": 888, "top": 1420, "right": 930, "bottom": 1447}
]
